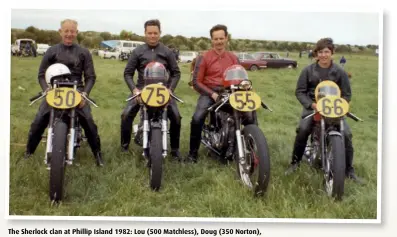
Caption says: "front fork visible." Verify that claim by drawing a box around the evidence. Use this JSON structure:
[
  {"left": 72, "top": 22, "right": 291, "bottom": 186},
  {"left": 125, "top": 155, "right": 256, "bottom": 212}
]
[
  {"left": 161, "top": 108, "right": 168, "bottom": 158},
  {"left": 234, "top": 110, "right": 245, "bottom": 164},
  {"left": 44, "top": 109, "right": 55, "bottom": 168},
  {"left": 142, "top": 107, "right": 149, "bottom": 156}
]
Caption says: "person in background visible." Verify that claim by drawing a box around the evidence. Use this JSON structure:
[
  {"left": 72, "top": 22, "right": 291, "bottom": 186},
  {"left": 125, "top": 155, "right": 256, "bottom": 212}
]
[{"left": 340, "top": 55, "right": 347, "bottom": 68}]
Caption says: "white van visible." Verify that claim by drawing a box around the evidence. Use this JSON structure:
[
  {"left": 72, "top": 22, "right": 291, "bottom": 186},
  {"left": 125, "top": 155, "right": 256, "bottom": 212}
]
[
  {"left": 36, "top": 43, "right": 50, "bottom": 55},
  {"left": 115, "top": 40, "right": 145, "bottom": 53},
  {"left": 179, "top": 51, "right": 198, "bottom": 63}
]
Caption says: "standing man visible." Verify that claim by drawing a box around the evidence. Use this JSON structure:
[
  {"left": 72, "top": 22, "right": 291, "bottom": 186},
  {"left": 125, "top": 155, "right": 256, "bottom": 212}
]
[
  {"left": 24, "top": 19, "right": 103, "bottom": 166},
  {"left": 340, "top": 55, "right": 347, "bottom": 68},
  {"left": 121, "top": 19, "right": 182, "bottom": 161},
  {"left": 185, "top": 24, "right": 256, "bottom": 163}
]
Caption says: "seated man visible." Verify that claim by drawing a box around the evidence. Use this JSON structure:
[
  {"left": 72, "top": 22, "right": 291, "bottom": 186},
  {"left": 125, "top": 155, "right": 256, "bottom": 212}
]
[{"left": 186, "top": 24, "right": 257, "bottom": 163}]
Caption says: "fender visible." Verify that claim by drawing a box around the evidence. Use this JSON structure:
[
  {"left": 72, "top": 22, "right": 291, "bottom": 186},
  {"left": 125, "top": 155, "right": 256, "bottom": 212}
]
[
  {"left": 327, "top": 130, "right": 342, "bottom": 137},
  {"left": 150, "top": 120, "right": 162, "bottom": 129}
]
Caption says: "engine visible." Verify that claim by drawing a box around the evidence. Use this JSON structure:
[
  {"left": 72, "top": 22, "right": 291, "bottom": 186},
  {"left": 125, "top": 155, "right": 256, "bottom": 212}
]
[{"left": 209, "top": 111, "right": 235, "bottom": 151}]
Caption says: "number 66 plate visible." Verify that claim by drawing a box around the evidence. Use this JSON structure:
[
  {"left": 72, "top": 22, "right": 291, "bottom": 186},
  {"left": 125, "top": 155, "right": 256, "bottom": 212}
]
[
  {"left": 229, "top": 91, "right": 261, "bottom": 112},
  {"left": 317, "top": 96, "right": 349, "bottom": 118}
]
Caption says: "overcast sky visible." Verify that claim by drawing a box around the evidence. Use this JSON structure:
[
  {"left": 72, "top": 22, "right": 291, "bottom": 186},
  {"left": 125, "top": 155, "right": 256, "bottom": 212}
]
[{"left": 11, "top": 9, "right": 380, "bottom": 45}]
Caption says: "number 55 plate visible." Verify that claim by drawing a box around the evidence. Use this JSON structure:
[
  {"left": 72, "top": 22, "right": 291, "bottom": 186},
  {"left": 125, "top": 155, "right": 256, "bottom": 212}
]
[{"left": 229, "top": 91, "right": 261, "bottom": 112}]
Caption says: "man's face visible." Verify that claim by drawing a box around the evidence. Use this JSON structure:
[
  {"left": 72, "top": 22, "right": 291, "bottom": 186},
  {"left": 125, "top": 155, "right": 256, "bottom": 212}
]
[
  {"left": 59, "top": 21, "right": 78, "bottom": 46},
  {"left": 145, "top": 25, "right": 161, "bottom": 46},
  {"left": 316, "top": 47, "right": 333, "bottom": 64},
  {"left": 211, "top": 30, "right": 228, "bottom": 51}
]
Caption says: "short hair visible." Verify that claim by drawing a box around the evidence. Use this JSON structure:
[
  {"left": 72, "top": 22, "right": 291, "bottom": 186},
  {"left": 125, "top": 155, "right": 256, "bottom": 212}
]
[
  {"left": 60, "top": 19, "right": 78, "bottom": 28},
  {"left": 210, "top": 24, "right": 228, "bottom": 38},
  {"left": 144, "top": 19, "right": 161, "bottom": 31},
  {"left": 314, "top": 37, "right": 335, "bottom": 54}
]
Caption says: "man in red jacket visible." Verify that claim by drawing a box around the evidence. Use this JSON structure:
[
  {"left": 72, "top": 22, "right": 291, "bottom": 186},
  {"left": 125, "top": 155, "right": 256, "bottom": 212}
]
[{"left": 185, "top": 24, "right": 256, "bottom": 163}]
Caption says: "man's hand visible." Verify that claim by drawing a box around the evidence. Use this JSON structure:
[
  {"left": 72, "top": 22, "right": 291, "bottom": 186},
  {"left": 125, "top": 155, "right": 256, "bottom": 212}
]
[
  {"left": 133, "top": 88, "right": 142, "bottom": 104},
  {"left": 79, "top": 92, "right": 88, "bottom": 108},
  {"left": 311, "top": 103, "right": 317, "bottom": 111},
  {"left": 211, "top": 92, "right": 219, "bottom": 102}
]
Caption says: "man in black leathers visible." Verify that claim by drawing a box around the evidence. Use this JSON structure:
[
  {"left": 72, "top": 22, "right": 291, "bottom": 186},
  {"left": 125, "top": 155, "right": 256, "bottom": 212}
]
[
  {"left": 284, "top": 38, "right": 363, "bottom": 184},
  {"left": 121, "top": 19, "right": 182, "bottom": 161},
  {"left": 24, "top": 19, "right": 103, "bottom": 166}
]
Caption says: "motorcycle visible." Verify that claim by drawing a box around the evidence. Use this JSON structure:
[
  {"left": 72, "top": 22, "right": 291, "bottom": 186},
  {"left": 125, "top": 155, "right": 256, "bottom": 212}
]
[
  {"left": 302, "top": 80, "right": 363, "bottom": 200},
  {"left": 119, "top": 51, "right": 131, "bottom": 61},
  {"left": 29, "top": 66, "right": 99, "bottom": 203},
  {"left": 126, "top": 78, "right": 184, "bottom": 191},
  {"left": 201, "top": 65, "right": 272, "bottom": 197}
]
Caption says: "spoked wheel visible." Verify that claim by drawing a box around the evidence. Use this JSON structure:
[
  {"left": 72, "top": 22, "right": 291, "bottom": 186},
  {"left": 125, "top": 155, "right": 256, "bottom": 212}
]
[
  {"left": 236, "top": 125, "right": 270, "bottom": 197},
  {"left": 49, "top": 121, "right": 68, "bottom": 203},
  {"left": 323, "top": 135, "right": 345, "bottom": 201},
  {"left": 148, "top": 128, "right": 163, "bottom": 191}
]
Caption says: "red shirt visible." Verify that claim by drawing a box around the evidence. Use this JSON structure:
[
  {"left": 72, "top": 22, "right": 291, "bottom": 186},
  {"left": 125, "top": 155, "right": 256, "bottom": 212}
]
[{"left": 196, "top": 49, "right": 239, "bottom": 96}]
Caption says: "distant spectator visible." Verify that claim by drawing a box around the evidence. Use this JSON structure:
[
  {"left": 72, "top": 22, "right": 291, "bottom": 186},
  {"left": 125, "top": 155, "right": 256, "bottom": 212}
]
[
  {"left": 340, "top": 55, "right": 346, "bottom": 68},
  {"left": 286, "top": 51, "right": 289, "bottom": 58},
  {"left": 299, "top": 51, "right": 302, "bottom": 58}
]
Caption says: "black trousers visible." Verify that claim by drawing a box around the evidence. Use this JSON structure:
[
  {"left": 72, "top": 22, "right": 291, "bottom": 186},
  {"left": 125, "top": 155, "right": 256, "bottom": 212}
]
[
  {"left": 188, "top": 95, "right": 257, "bottom": 155},
  {"left": 26, "top": 100, "right": 102, "bottom": 156},
  {"left": 120, "top": 97, "right": 182, "bottom": 150},
  {"left": 291, "top": 108, "right": 354, "bottom": 173}
]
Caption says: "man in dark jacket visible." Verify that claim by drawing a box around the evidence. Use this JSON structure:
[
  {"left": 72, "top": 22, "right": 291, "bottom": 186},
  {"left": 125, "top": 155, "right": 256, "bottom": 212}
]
[
  {"left": 121, "top": 19, "right": 182, "bottom": 161},
  {"left": 285, "top": 38, "right": 363, "bottom": 184},
  {"left": 24, "top": 19, "right": 103, "bottom": 166}
]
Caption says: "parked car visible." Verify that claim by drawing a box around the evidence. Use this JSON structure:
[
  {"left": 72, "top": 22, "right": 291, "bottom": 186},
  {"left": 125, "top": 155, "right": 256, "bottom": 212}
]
[
  {"left": 36, "top": 44, "right": 50, "bottom": 55},
  {"left": 179, "top": 51, "right": 198, "bottom": 63},
  {"left": 98, "top": 48, "right": 120, "bottom": 59},
  {"left": 236, "top": 52, "right": 268, "bottom": 71},
  {"left": 252, "top": 52, "right": 298, "bottom": 68}
]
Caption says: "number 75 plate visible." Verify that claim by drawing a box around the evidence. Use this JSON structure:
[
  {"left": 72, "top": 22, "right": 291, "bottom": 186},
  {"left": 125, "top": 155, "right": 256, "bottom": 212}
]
[{"left": 229, "top": 91, "right": 261, "bottom": 112}]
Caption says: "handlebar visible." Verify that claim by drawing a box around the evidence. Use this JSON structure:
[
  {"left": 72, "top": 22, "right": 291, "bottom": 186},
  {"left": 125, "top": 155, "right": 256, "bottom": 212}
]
[{"left": 29, "top": 92, "right": 44, "bottom": 102}]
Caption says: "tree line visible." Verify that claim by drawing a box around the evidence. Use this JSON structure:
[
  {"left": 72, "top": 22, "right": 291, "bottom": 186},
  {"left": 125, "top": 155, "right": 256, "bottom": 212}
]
[{"left": 11, "top": 26, "right": 379, "bottom": 54}]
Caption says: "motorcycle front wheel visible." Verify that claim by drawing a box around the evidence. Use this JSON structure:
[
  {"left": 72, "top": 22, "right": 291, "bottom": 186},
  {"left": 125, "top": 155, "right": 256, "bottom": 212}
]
[{"left": 236, "top": 125, "right": 271, "bottom": 197}]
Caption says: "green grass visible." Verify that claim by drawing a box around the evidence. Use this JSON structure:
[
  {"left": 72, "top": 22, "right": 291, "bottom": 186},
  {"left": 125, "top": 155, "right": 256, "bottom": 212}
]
[{"left": 9, "top": 52, "right": 379, "bottom": 219}]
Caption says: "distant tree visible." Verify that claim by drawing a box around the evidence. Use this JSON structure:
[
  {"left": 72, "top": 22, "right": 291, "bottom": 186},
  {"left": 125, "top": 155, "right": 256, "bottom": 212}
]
[
  {"left": 99, "top": 32, "right": 112, "bottom": 41},
  {"left": 77, "top": 33, "right": 84, "bottom": 44},
  {"left": 120, "top": 30, "right": 132, "bottom": 40}
]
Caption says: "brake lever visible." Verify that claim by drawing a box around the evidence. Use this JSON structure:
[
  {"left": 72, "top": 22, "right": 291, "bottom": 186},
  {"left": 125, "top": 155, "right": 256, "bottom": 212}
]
[
  {"left": 261, "top": 101, "right": 273, "bottom": 112},
  {"left": 170, "top": 92, "right": 184, "bottom": 103},
  {"left": 29, "top": 92, "right": 47, "bottom": 106},
  {"left": 126, "top": 93, "right": 140, "bottom": 102},
  {"left": 81, "top": 93, "right": 99, "bottom": 108}
]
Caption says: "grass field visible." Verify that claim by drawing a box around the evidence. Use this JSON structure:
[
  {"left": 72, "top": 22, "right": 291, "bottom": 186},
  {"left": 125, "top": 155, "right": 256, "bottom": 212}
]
[{"left": 9, "top": 52, "right": 379, "bottom": 219}]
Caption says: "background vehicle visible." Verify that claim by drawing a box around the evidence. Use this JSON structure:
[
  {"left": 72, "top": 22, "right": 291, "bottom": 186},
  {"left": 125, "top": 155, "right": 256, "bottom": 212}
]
[
  {"left": 179, "top": 51, "right": 198, "bottom": 63},
  {"left": 236, "top": 52, "right": 268, "bottom": 71},
  {"left": 36, "top": 44, "right": 50, "bottom": 55},
  {"left": 253, "top": 52, "right": 298, "bottom": 68}
]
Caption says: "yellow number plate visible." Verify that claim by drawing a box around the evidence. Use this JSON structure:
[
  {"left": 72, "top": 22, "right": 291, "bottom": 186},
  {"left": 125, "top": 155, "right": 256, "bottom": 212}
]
[
  {"left": 317, "top": 96, "right": 349, "bottom": 118},
  {"left": 46, "top": 88, "right": 82, "bottom": 109},
  {"left": 229, "top": 91, "right": 261, "bottom": 112},
  {"left": 141, "top": 84, "right": 170, "bottom": 107}
]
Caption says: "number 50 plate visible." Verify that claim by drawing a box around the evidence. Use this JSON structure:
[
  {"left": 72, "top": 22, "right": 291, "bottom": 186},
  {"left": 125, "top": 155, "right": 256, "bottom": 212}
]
[
  {"left": 46, "top": 88, "right": 82, "bottom": 109},
  {"left": 229, "top": 91, "right": 261, "bottom": 112}
]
